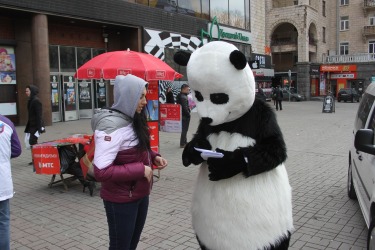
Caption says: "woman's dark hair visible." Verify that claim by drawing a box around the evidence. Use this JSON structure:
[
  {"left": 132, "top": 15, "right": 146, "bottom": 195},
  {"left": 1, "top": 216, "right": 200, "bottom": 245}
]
[{"left": 132, "top": 108, "right": 151, "bottom": 151}]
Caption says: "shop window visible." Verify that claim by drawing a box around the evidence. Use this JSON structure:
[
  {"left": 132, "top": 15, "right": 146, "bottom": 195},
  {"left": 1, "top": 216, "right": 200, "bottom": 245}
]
[
  {"left": 77, "top": 48, "right": 92, "bottom": 68},
  {"left": 340, "top": 16, "right": 349, "bottom": 31},
  {"left": 60, "top": 46, "right": 76, "bottom": 72},
  {"left": 177, "top": 0, "right": 201, "bottom": 18},
  {"left": 229, "top": 0, "right": 245, "bottom": 29},
  {"left": 49, "top": 45, "right": 59, "bottom": 72},
  {"left": 210, "top": 0, "right": 229, "bottom": 25},
  {"left": 202, "top": 0, "right": 210, "bottom": 20}
]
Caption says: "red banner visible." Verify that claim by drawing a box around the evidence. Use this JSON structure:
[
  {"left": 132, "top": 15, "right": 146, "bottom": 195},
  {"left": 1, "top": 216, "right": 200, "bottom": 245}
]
[{"left": 32, "top": 145, "right": 61, "bottom": 175}]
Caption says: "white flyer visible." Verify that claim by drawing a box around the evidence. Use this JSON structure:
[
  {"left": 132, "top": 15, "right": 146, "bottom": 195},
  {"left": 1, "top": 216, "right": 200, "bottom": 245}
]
[{"left": 194, "top": 147, "right": 224, "bottom": 160}]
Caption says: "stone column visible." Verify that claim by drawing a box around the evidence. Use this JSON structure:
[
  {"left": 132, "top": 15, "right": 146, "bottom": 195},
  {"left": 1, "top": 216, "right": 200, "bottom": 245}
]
[
  {"left": 296, "top": 62, "right": 311, "bottom": 100},
  {"left": 31, "top": 14, "right": 51, "bottom": 125}
]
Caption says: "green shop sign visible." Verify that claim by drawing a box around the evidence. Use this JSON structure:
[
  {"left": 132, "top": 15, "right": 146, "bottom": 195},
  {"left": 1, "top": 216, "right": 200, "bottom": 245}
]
[{"left": 200, "top": 16, "right": 251, "bottom": 45}]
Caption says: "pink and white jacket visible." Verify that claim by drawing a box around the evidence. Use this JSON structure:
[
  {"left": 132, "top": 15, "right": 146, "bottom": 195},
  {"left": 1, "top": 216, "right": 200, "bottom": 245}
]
[{"left": 92, "top": 74, "right": 160, "bottom": 203}]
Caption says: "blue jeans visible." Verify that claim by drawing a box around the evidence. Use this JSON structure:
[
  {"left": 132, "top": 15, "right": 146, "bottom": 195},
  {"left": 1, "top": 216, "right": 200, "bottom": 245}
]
[
  {"left": 103, "top": 196, "right": 149, "bottom": 250},
  {"left": 0, "top": 199, "right": 10, "bottom": 250}
]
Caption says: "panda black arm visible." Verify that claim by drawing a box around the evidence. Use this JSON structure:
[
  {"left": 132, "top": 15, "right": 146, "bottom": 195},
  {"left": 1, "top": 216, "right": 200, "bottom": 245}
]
[
  {"left": 242, "top": 101, "right": 287, "bottom": 177},
  {"left": 182, "top": 120, "right": 212, "bottom": 167}
]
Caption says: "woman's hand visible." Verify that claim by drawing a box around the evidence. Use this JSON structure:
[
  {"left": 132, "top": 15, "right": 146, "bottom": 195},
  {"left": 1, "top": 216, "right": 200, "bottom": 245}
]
[
  {"left": 144, "top": 165, "right": 153, "bottom": 182},
  {"left": 153, "top": 156, "right": 168, "bottom": 170}
]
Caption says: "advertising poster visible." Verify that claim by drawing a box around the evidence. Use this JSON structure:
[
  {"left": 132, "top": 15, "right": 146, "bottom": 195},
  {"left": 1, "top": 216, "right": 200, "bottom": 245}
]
[
  {"left": 0, "top": 46, "right": 16, "bottom": 84},
  {"left": 51, "top": 89, "right": 59, "bottom": 106},
  {"left": 159, "top": 103, "right": 181, "bottom": 133},
  {"left": 147, "top": 100, "right": 159, "bottom": 121},
  {"left": 32, "top": 145, "right": 61, "bottom": 175},
  {"left": 319, "top": 72, "right": 326, "bottom": 96},
  {"left": 67, "top": 88, "right": 76, "bottom": 105},
  {"left": 0, "top": 71, "right": 16, "bottom": 84}
]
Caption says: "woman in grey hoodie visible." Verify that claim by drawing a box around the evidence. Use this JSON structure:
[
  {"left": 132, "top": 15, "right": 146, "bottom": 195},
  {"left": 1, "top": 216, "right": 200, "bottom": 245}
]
[{"left": 92, "top": 74, "right": 168, "bottom": 250}]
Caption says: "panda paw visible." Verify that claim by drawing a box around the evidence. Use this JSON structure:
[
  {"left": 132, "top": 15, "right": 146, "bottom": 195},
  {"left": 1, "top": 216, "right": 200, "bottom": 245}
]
[
  {"left": 207, "top": 148, "right": 246, "bottom": 181},
  {"left": 182, "top": 140, "right": 211, "bottom": 166}
]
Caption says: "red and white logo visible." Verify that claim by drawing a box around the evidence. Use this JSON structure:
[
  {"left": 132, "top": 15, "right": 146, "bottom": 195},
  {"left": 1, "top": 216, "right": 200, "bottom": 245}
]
[
  {"left": 118, "top": 69, "right": 131, "bottom": 76},
  {"left": 87, "top": 68, "right": 96, "bottom": 78},
  {"left": 155, "top": 70, "right": 166, "bottom": 78}
]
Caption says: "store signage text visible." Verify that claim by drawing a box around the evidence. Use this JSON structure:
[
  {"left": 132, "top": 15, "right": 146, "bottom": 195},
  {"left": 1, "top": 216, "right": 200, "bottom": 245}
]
[
  {"left": 200, "top": 16, "right": 251, "bottom": 45},
  {"left": 320, "top": 65, "right": 357, "bottom": 72},
  {"left": 330, "top": 73, "right": 356, "bottom": 79}
]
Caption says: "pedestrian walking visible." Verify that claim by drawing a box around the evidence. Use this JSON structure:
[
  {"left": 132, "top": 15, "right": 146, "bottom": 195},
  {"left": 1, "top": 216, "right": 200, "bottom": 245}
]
[
  {"left": 176, "top": 84, "right": 191, "bottom": 148},
  {"left": 92, "top": 74, "right": 168, "bottom": 250},
  {"left": 165, "top": 87, "right": 175, "bottom": 104},
  {"left": 275, "top": 86, "right": 284, "bottom": 111},
  {"left": 0, "top": 114, "right": 22, "bottom": 250}
]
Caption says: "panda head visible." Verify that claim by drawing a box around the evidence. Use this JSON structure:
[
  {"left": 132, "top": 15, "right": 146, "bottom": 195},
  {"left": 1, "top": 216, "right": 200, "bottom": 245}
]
[{"left": 174, "top": 41, "right": 255, "bottom": 126}]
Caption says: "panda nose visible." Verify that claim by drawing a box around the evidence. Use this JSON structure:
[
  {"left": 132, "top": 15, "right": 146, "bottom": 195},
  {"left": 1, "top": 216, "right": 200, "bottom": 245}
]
[{"left": 201, "top": 117, "right": 213, "bottom": 125}]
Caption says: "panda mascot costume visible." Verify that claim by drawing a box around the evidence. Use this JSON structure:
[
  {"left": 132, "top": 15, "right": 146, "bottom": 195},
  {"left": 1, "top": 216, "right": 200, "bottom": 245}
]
[{"left": 174, "top": 41, "right": 294, "bottom": 250}]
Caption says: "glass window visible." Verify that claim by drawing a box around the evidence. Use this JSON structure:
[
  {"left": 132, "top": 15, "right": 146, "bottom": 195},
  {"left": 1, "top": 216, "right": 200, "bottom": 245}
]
[
  {"left": 339, "top": 42, "right": 349, "bottom": 55},
  {"left": 369, "top": 41, "right": 375, "bottom": 53},
  {"left": 355, "top": 93, "right": 375, "bottom": 130},
  {"left": 137, "top": 0, "right": 148, "bottom": 5},
  {"left": 340, "top": 0, "right": 349, "bottom": 5},
  {"left": 154, "top": 0, "right": 177, "bottom": 12},
  {"left": 49, "top": 45, "right": 59, "bottom": 72},
  {"left": 322, "top": 27, "right": 326, "bottom": 43},
  {"left": 210, "top": 0, "right": 229, "bottom": 25},
  {"left": 178, "top": 0, "right": 201, "bottom": 18},
  {"left": 202, "top": 0, "right": 209, "bottom": 20},
  {"left": 322, "top": 1, "right": 326, "bottom": 17},
  {"left": 93, "top": 48, "right": 106, "bottom": 58},
  {"left": 245, "top": 0, "right": 251, "bottom": 30},
  {"left": 77, "top": 48, "right": 92, "bottom": 68},
  {"left": 340, "top": 16, "right": 349, "bottom": 31},
  {"left": 229, "top": 0, "right": 245, "bottom": 29},
  {"left": 60, "top": 46, "right": 76, "bottom": 72},
  {"left": 370, "top": 16, "right": 375, "bottom": 25}
]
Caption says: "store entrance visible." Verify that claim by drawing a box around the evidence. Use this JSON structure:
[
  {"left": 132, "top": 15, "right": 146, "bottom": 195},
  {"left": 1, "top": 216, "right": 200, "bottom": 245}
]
[{"left": 50, "top": 74, "right": 108, "bottom": 122}]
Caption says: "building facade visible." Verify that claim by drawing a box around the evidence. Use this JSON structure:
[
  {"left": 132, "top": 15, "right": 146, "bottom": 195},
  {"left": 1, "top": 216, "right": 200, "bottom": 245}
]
[
  {"left": 265, "top": 0, "right": 375, "bottom": 99},
  {"left": 0, "top": 0, "right": 266, "bottom": 125}
]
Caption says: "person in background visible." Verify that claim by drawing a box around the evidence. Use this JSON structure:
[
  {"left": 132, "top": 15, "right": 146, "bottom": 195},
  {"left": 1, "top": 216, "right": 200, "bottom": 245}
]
[
  {"left": 165, "top": 87, "right": 175, "bottom": 104},
  {"left": 92, "top": 74, "right": 168, "bottom": 250},
  {"left": 25, "top": 85, "right": 45, "bottom": 165},
  {"left": 0, "top": 114, "right": 22, "bottom": 250},
  {"left": 275, "top": 85, "right": 284, "bottom": 111},
  {"left": 176, "top": 84, "right": 191, "bottom": 148}
]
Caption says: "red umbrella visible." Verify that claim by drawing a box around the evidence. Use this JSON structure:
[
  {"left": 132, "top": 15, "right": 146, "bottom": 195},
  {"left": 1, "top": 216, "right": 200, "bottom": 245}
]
[{"left": 74, "top": 49, "right": 182, "bottom": 81}]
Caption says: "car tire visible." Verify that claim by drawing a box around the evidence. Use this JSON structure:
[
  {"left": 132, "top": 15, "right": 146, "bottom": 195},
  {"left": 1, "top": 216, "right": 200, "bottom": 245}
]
[
  {"left": 291, "top": 97, "right": 296, "bottom": 102},
  {"left": 368, "top": 220, "right": 375, "bottom": 250},
  {"left": 348, "top": 158, "right": 357, "bottom": 199}
]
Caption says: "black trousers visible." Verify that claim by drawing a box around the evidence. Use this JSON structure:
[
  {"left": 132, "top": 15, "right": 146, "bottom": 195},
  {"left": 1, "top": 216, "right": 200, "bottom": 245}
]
[
  {"left": 276, "top": 100, "right": 283, "bottom": 110},
  {"left": 180, "top": 116, "right": 190, "bottom": 146}
]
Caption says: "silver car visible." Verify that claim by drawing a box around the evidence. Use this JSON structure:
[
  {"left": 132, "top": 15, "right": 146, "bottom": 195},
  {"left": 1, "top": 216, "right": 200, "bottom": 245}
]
[{"left": 347, "top": 83, "right": 375, "bottom": 249}]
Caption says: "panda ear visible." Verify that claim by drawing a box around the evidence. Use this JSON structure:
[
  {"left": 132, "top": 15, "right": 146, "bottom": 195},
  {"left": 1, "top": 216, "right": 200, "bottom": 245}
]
[
  {"left": 174, "top": 51, "right": 191, "bottom": 66},
  {"left": 229, "top": 50, "right": 247, "bottom": 70}
]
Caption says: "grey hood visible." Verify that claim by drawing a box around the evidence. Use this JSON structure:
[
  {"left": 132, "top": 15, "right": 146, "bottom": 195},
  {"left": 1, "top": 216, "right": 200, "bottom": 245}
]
[{"left": 111, "top": 74, "right": 148, "bottom": 118}]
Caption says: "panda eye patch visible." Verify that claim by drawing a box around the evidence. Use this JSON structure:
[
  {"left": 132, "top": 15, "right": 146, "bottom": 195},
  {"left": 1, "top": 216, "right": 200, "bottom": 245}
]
[
  {"left": 195, "top": 91, "right": 204, "bottom": 102},
  {"left": 210, "top": 93, "right": 229, "bottom": 105}
]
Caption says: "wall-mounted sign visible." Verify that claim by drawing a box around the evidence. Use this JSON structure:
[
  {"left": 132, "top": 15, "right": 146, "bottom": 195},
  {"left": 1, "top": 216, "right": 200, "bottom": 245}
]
[
  {"left": 320, "top": 65, "right": 356, "bottom": 72},
  {"left": 250, "top": 53, "right": 271, "bottom": 68},
  {"left": 201, "top": 16, "right": 251, "bottom": 45},
  {"left": 330, "top": 73, "right": 357, "bottom": 79}
]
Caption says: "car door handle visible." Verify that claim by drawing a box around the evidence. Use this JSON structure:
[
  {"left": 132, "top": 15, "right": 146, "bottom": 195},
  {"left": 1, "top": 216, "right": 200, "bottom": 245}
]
[{"left": 358, "top": 155, "right": 363, "bottom": 161}]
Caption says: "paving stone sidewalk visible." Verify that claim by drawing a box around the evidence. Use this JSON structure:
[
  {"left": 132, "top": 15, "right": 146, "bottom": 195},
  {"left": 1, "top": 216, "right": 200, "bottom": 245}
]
[{"left": 9, "top": 100, "right": 365, "bottom": 249}]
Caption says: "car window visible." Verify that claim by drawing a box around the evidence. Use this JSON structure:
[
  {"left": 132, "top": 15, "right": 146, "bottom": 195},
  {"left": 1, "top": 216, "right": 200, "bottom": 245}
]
[{"left": 355, "top": 93, "right": 375, "bottom": 130}]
